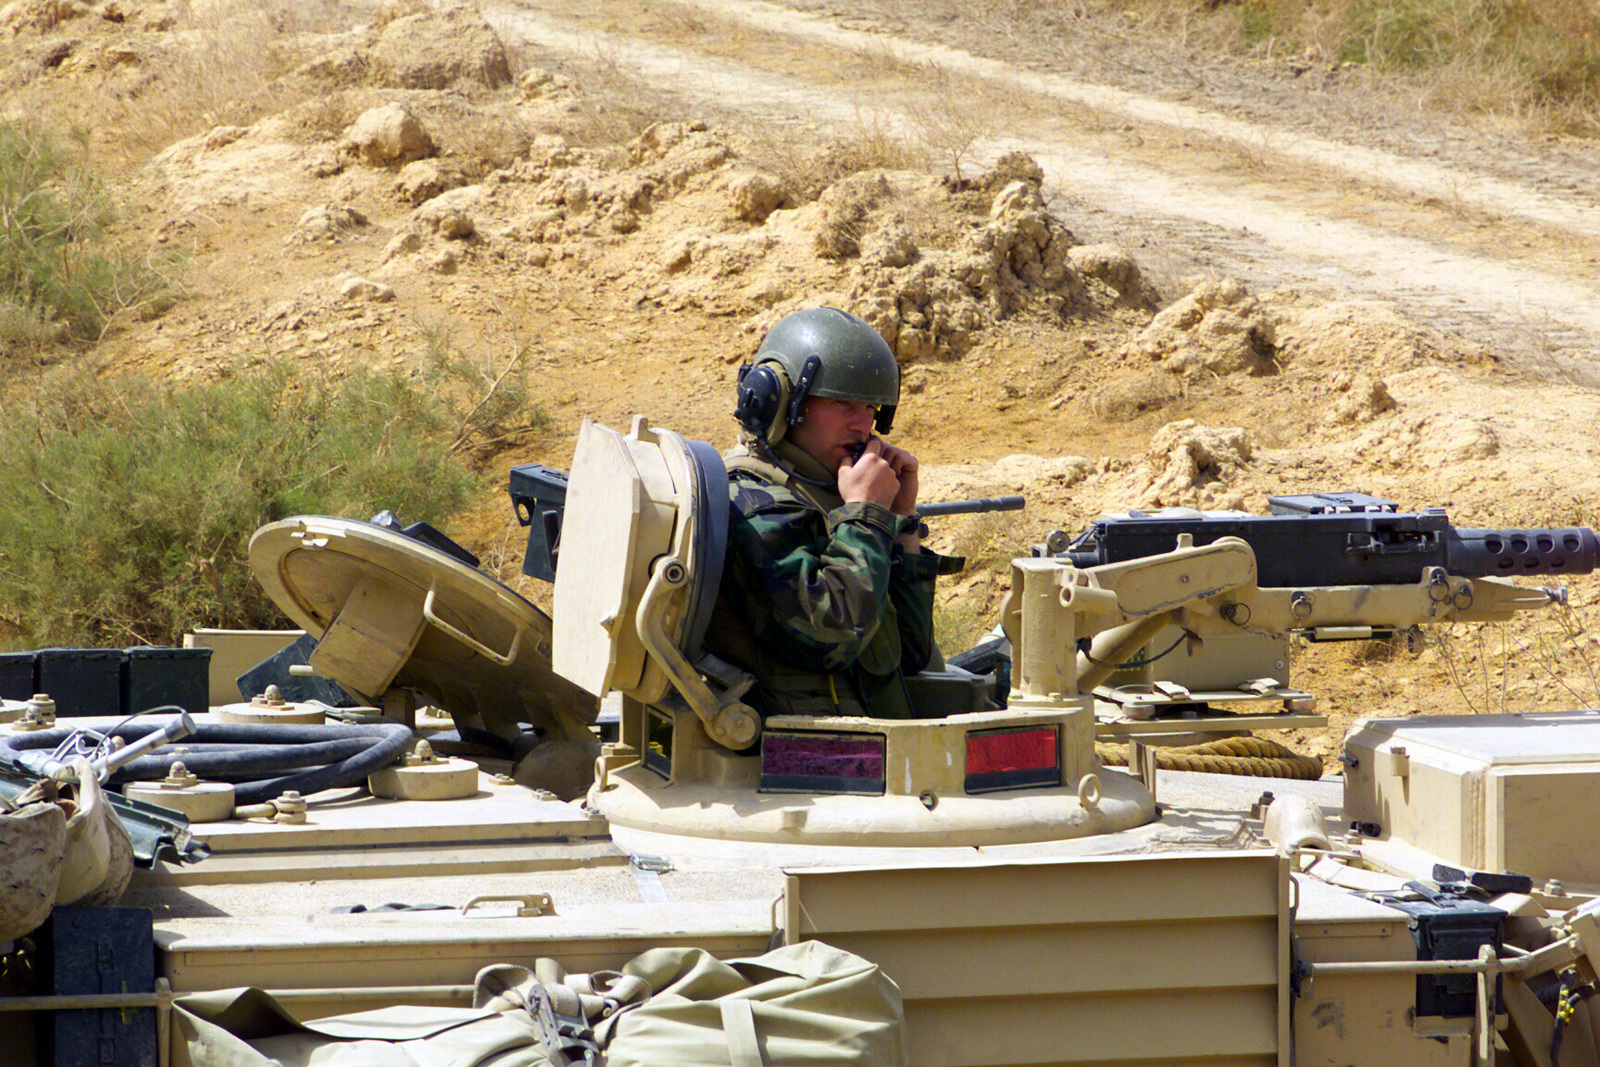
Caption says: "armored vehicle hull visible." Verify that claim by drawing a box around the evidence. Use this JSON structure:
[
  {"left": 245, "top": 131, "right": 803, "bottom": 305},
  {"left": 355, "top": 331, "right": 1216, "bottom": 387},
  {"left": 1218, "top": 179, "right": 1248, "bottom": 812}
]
[{"left": 7, "top": 417, "right": 1600, "bottom": 1067}]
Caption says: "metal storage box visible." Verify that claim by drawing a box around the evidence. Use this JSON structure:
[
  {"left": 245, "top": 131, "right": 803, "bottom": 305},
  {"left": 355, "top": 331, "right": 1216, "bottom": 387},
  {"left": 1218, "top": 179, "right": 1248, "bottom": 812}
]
[
  {"left": 37, "top": 905, "right": 157, "bottom": 1067},
  {"left": 0, "top": 650, "right": 35, "bottom": 700},
  {"left": 36, "top": 648, "right": 124, "bottom": 718},
  {"left": 1293, "top": 876, "right": 1474, "bottom": 1067},
  {"left": 125, "top": 645, "right": 213, "bottom": 716},
  {"left": 1344, "top": 711, "right": 1600, "bottom": 888}
]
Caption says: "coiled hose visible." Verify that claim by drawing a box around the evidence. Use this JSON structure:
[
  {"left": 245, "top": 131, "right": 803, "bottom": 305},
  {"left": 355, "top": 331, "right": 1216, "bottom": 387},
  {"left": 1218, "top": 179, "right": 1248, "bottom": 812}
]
[
  {"left": 0, "top": 721, "right": 414, "bottom": 804},
  {"left": 1096, "top": 736, "right": 1324, "bottom": 780}
]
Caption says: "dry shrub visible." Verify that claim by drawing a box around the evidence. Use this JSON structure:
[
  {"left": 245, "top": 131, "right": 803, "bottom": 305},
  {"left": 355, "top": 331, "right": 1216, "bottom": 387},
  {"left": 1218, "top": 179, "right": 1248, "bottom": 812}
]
[
  {"left": 448, "top": 112, "right": 535, "bottom": 177},
  {"left": 554, "top": 49, "right": 675, "bottom": 148},
  {"left": 904, "top": 78, "right": 1003, "bottom": 185},
  {"left": 288, "top": 92, "right": 361, "bottom": 146},
  {"left": 742, "top": 113, "right": 925, "bottom": 203}
]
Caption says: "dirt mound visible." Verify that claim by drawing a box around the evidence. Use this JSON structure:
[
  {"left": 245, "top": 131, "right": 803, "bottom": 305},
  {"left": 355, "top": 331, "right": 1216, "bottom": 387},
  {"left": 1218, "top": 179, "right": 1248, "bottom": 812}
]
[
  {"left": 1127, "top": 276, "right": 1276, "bottom": 378},
  {"left": 1131, "top": 420, "right": 1255, "bottom": 508},
  {"left": 177, "top": 103, "right": 1163, "bottom": 367},
  {"left": 297, "top": 1, "right": 510, "bottom": 92},
  {"left": 920, "top": 454, "right": 1095, "bottom": 504},
  {"left": 0, "top": 0, "right": 168, "bottom": 112},
  {"left": 1350, "top": 412, "right": 1500, "bottom": 470},
  {"left": 738, "top": 152, "right": 1158, "bottom": 361},
  {"left": 286, "top": 204, "right": 369, "bottom": 245}
]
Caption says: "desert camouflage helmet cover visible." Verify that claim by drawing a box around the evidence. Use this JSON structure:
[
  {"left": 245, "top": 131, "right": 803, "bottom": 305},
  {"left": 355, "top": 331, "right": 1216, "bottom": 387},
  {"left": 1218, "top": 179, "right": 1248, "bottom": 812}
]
[{"left": 754, "top": 307, "right": 900, "bottom": 409}]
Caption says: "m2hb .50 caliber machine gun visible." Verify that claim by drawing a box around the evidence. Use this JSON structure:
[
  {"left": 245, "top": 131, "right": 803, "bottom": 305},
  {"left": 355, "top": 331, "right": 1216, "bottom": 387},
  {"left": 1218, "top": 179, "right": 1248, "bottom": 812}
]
[{"left": 1035, "top": 491, "right": 1600, "bottom": 727}]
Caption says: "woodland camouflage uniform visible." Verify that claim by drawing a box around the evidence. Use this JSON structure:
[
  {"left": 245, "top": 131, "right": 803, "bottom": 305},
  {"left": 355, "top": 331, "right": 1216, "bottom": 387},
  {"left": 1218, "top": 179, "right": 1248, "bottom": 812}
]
[{"left": 704, "top": 438, "right": 957, "bottom": 719}]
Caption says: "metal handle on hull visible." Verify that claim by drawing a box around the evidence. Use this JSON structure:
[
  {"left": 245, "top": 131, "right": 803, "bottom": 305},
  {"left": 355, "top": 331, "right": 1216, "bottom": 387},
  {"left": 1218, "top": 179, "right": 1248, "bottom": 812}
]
[{"left": 423, "top": 584, "right": 522, "bottom": 666}]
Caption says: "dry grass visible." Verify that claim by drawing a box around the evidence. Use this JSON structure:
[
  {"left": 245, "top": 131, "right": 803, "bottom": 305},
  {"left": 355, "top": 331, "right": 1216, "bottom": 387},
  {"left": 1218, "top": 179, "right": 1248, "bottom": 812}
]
[
  {"left": 7, "top": 0, "right": 341, "bottom": 175},
  {"left": 551, "top": 47, "right": 678, "bottom": 149},
  {"left": 741, "top": 112, "right": 926, "bottom": 202},
  {"left": 726, "top": 34, "right": 1018, "bottom": 196},
  {"left": 843, "top": 0, "right": 1600, "bottom": 136},
  {"left": 639, "top": 0, "right": 714, "bottom": 40},
  {"left": 848, "top": 39, "right": 934, "bottom": 83},
  {"left": 1416, "top": 491, "right": 1600, "bottom": 713},
  {"left": 1121, "top": 0, "right": 1600, "bottom": 134}
]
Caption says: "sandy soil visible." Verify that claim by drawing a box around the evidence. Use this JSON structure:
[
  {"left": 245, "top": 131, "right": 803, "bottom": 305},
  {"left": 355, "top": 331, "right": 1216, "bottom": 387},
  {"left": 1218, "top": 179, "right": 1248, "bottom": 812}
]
[{"left": 7, "top": 0, "right": 1600, "bottom": 764}]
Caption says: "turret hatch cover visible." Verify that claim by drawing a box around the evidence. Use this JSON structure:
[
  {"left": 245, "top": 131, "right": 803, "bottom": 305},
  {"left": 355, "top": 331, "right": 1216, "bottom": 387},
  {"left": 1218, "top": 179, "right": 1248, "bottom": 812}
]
[{"left": 249, "top": 517, "right": 598, "bottom": 743}]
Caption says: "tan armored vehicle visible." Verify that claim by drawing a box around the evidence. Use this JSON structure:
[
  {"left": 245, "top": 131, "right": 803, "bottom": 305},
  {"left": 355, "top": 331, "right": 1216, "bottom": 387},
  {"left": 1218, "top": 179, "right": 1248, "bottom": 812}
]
[{"left": 7, "top": 414, "right": 1600, "bottom": 1067}]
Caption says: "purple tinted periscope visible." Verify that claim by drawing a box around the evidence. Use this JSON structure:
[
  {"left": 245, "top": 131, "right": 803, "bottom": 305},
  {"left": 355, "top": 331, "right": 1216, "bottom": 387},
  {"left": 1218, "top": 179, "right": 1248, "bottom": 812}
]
[{"left": 762, "top": 733, "right": 885, "bottom": 779}]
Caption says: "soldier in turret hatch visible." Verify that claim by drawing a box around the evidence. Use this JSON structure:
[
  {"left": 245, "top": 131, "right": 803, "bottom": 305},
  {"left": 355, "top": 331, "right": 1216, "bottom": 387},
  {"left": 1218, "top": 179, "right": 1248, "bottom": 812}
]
[{"left": 702, "top": 306, "right": 963, "bottom": 720}]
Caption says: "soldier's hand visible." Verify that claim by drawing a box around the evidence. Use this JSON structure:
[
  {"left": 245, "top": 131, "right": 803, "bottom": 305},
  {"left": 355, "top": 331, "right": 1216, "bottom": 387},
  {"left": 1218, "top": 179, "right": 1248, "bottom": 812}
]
[
  {"left": 877, "top": 443, "right": 919, "bottom": 516},
  {"left": 838, "top": 439, "right": 900, "bottom": 510}
]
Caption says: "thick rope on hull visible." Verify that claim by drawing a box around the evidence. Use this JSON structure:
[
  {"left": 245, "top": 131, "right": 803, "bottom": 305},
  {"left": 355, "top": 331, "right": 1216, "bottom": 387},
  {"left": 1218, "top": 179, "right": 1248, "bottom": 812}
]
[{"left": 1096, "top": 736, "right": 1324, "bottom": 780}]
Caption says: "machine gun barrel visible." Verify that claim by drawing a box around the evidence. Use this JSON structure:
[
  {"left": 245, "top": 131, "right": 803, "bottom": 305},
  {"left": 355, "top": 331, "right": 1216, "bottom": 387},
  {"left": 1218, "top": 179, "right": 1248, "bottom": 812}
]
[
  {"left": 1443, "top": 527, "right": 1600, "bottom": 579},
  {"left": 919, "top": 495, "right": 1026, "bottom": 518},
  {"left": 1060, "top": 495, "right": 1600, "bottom": 587}
]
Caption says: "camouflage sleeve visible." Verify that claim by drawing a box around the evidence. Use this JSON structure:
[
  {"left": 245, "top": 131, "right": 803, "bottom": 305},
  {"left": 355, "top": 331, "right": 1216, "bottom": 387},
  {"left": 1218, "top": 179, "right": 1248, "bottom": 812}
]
[{"left": 725, "top": 485, "right": 901, "bottom": 674}]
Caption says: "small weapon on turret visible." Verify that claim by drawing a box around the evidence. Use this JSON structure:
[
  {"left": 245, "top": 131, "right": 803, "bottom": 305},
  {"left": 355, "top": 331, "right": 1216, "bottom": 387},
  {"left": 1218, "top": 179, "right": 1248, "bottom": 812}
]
[
  {"left": 1010, "top": 491, "right": 1599, "bottom": 716},
  {"left": 509, "top": 463, "right": 570, "bottom": 583},
  {"left": 1049, "top": 492, "right": 1599, "bottom": 588},
  {"left": 920, "top": 495, "right": 1026, "bottom": 518}
]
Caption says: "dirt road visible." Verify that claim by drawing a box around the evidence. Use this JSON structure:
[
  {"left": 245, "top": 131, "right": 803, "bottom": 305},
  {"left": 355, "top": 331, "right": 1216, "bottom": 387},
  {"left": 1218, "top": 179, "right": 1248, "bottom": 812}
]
[{"left": 487, "top": 0, "right": 1600, "bottom": 379}]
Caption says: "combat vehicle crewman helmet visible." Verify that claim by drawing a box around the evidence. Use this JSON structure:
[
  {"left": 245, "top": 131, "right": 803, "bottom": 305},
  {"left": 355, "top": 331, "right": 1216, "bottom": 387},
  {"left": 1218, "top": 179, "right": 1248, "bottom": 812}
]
[{"left": 735, "top": 306, "right": 899, "bottom": 444}]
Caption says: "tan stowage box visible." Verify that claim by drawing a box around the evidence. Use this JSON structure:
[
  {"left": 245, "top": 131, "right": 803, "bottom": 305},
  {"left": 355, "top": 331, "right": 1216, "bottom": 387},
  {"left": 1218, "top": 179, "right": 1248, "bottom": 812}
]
[
  {"left": 1292, "top": 875, "right": 1473, "bottom": 1067},
  {"left": 1344, "top": 711, "right": 1600, "bottom": 888}
]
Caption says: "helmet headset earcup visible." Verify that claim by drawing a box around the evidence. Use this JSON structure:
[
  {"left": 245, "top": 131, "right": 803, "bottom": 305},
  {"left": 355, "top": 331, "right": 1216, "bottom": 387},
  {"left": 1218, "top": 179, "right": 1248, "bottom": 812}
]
[{"left": 734, "top": 360, "right": 792, "bottom": 445}]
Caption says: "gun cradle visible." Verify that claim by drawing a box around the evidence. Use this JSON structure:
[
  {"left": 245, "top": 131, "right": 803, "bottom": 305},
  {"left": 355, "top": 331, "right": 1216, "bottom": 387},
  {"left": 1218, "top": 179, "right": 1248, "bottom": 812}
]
[
  {"left": 1004, "top": 537, "right": 1566, "bottom": 702},
  {"left": 1212, "top": 569, "right": 1563, "bottom": 634},
  {"left": 1002, "top": 537, "right": 1258, "bottom": 699}
]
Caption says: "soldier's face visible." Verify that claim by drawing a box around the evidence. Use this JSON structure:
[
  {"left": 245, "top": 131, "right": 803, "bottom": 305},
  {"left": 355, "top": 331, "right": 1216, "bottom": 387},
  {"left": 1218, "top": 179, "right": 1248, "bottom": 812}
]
[{"left": 790, "top": 396, "right": 877, "bottom": 473}]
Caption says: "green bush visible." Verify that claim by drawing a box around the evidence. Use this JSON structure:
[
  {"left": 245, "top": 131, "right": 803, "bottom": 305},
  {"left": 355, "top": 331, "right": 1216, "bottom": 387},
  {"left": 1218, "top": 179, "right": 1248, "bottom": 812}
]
[
  {"left": 0, "top": 363, "right": 483, "bottom": 648},
  {"left": 0, "top": 122, "right": 176, "bottom": 363}
]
